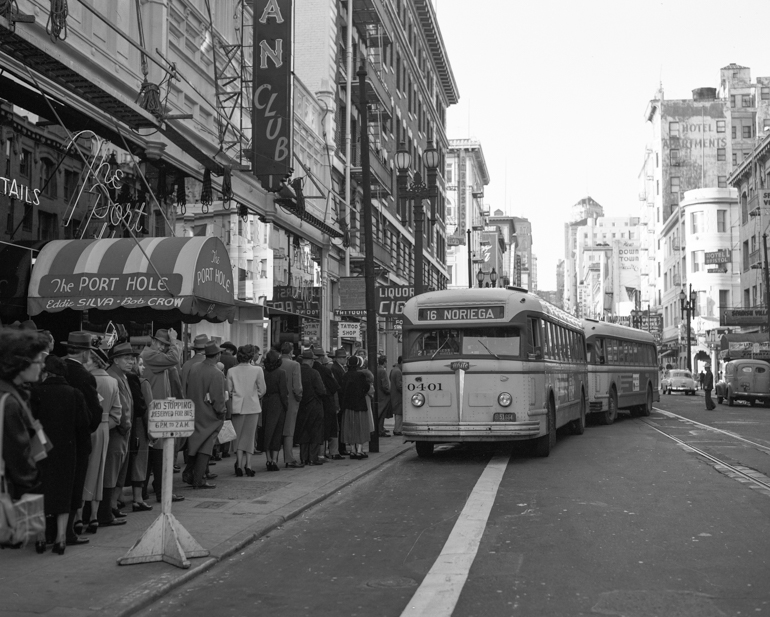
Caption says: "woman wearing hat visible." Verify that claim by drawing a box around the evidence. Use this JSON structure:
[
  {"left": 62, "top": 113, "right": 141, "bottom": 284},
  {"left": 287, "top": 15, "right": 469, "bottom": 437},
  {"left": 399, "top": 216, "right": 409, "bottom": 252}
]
[
  {"left": 261, "top": 350, "right": 288, "bottom": 471},
  {"left": 227, "top": 345, "right": 266, "bottom": 477},
  {"left": 79, "top": 347, "right": 120, "bottom": 534},
  {"left": 339, "top": 356, "right": 375, "bottom": 459},
  {"left": 30, "top": 356, "right": 91, "bottom": 554}
]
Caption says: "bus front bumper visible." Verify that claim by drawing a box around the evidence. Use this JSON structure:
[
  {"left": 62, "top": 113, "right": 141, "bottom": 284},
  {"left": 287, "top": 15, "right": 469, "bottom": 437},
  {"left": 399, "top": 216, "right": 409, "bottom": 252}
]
[{"left": 402, "top": 421, "right": 542, "bottom": 442}]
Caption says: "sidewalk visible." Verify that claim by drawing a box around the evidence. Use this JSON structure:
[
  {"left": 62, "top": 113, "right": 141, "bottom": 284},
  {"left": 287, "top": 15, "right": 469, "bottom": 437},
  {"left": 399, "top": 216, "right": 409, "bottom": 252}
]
[{"left": 0, "top": 429, "right": 412, "bottom": 617}]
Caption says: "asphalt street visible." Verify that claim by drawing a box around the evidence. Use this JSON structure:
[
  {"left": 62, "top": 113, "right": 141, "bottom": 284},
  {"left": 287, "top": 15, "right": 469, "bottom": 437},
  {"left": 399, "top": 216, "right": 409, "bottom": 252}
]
[{"left": 137, "top": 393, "right": 770, "bottom": 617}]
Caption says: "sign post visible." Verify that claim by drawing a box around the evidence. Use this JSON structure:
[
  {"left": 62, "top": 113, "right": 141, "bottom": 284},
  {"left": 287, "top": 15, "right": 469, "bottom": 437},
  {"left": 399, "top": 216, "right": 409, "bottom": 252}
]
[{"left": 118, "top": 399, "right": 206, "bottom": 569}]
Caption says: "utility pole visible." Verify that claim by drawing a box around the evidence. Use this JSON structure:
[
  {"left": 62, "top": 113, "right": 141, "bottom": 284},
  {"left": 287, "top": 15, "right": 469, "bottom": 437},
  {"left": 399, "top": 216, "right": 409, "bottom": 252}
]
[
  {"left": 764, "top": 233, "right": 770, "bottom": 338},
  {"left": 467, "top": 227, "right": 472, "bottom": 289},
  {"left": 358, "top": 62, "right": 379, "bottom": 453}
]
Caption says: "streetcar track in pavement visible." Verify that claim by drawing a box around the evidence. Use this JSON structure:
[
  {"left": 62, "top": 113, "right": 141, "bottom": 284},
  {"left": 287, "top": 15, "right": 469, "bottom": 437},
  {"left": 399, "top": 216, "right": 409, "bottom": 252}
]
[{"left": 643, "top": 410, "right": 770, "bottom": 497}]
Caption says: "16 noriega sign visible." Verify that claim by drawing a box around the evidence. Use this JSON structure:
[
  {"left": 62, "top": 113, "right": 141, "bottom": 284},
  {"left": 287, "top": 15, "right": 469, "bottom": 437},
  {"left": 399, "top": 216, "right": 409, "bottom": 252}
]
[{"left": 253, "top": 0, "right": 293, "bottom": 192}]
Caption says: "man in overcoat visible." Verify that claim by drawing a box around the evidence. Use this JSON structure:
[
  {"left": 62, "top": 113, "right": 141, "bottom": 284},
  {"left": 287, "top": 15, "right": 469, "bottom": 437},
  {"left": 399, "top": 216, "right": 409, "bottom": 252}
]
[
  {"left": 312, "top": 349, "right": 340, "bottom": 459},
  {"left": 98, "top": 342, "right": 135, "bottom": 526},
  {"left": 183, "top": 341, "right": 226, "bottom": 488},
  {"left": 295, "top": 349, "right": 327, "bottom": 465},
  {"left": 180, "top": 334, "right": 208, "bottom": 394},
  {"left": 376, "top": 355, "right": 391, "bottom": 437},
  {"left": 280, "top": 342, "right": 304, "bottom": 467},
  {"left": 63, "top": 331, "right": 102, "bottom": 432},
  {"left": 390, "top": 357, "right": 404, "bottom": 435},
  {"left": 704, "top": 363, "right": 716, "bottom": 410},
  {"left": 331, "top": 348, "right": 348, "bottom": 455}
]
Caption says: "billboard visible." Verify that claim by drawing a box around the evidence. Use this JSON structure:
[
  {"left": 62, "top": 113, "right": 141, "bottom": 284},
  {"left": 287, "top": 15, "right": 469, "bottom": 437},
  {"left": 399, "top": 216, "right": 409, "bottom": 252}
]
[{"left": 253, "top": 0, "right": 293, "bottom": 192}]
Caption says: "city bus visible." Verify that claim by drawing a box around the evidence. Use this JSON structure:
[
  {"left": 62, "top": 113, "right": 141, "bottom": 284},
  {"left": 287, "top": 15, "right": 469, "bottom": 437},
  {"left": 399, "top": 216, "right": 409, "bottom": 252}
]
[
  {"left": 582, "top": 318, "right": 659, "bottom": 424},
  {"left": 401, "top": 288, "right": 588, "bottom": 457}
]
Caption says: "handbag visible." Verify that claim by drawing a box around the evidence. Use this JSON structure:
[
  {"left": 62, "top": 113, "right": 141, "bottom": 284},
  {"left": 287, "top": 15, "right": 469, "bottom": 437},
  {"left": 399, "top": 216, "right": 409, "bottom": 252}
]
[
  {"left": 216, "top": 419, "right": 237, "bottom": 445},
  {"left": 0, "top": 393, "right": 46, "bottom": 547}
]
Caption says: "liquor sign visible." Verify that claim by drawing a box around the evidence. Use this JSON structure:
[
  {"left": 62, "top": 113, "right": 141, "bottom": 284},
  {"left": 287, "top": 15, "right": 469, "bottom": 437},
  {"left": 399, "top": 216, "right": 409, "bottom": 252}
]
[
  {"left": 148, "top": 399, "right": 195, "bottom": 439},
  {"left": 377, "top": 285, "right": 413, "bottom": 317},
  {"left": 253, "top": 0, "right": 293, "bottom": 192},
  {"left": 705, "top": 249, "right": 731, "bottom": 265}
]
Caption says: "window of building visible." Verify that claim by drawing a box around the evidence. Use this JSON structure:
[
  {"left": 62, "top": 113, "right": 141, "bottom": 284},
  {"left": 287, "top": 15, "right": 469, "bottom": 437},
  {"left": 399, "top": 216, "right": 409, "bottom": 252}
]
[
  {"left": 744, "top": 288, "right": 751, "bottom": 307},
  {"left": 717, "top": 209, "right": 727, "bottom": 232},
  {"left": 22, "top": 203, "right": 33, "bottom": 231},
  {"left": 743, "top": 95, "right": 753, "bottom": 107},
  {"left": 670, "top": 177, "right": 680, "bottom": 200},
  {"left": 719, "top": 289, "right": 729, "bottom": 309},
  {"left": 3, "top": 139, "right": 10, "bottom": 176},
  {"left": 39, "top": 158, "right": 57, "bottom": 199},
  {"left": 64, "top": 170, "right": 79, "bottom": 201},
  {"left": 743, "top": 240, "right": 750, "bottom": 271},
  {"left": 717, "top": 120, "right": 726, "bottom": 133},
  {"left": 753, "top": 286, "right": 758, "bottom": 306},
  {"left": 669, "top": 121, "right": 680, "bottom": 137},
  {"left": 762, "top": 87, "right": 770, "bottom": 101},
  {"left": 690, "top": 211, "right": 703, "bottom": 234},
  {"left": 732, "top": 126, "right": 737, "bottom": 139},
  {"left": 38, "top": 210, "right": 58, "bottom": 242},
  {"left": 718, "top": 176, "right": 727, "bottom": 189},
  {"left": 19, "top": 149, "right": 31, "bottom": 177},
  {"left": 744, "top": 151, "right": 750, "bottom": 160},
  {"left": 670, "top": 149, "right": 680, "bottom": 164},
  {"left": 717, "top": 148, "right": 726, "bottom": 161},
  {"left": 732, "top": 152, "right": 738, "bottom": 165},
  {"left": 692, "top": 250, "right": 704, "bottom": 273},
  {"left": 5, "top": 199, "right": 14, "bottom": 234},
  {"left": 743, "top": 125, "right": 753, "bottom": 139},
  {"left": 730, "top": 95, "right": 736, "bottom": 107}
]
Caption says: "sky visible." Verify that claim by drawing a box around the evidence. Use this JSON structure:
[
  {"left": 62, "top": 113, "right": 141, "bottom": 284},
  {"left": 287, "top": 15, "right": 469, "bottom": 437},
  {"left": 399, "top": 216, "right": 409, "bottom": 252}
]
[{"left": 434, "top": 0, "right": 770, "bottom": 290}]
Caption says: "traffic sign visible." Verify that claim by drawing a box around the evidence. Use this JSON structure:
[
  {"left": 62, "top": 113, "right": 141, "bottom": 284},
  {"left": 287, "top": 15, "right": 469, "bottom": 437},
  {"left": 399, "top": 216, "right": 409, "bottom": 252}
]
[{"left": 148, "top": 399, "right": 195, "bottom": 439}]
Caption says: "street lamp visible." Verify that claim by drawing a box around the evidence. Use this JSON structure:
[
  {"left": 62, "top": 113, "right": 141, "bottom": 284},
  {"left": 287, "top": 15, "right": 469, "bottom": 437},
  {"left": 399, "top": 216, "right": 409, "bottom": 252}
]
[
  {"left": 476, "top": 267, "right": 485, "bottom": 288},
  {"left": 396, "top": 141, "right": 440, "bottom": 296},
  {"left": 476, "top": 267, "right": 498, "bottom": 288},
  {"left": 679, "top": 284, "right": 697, "bottom": 372}
]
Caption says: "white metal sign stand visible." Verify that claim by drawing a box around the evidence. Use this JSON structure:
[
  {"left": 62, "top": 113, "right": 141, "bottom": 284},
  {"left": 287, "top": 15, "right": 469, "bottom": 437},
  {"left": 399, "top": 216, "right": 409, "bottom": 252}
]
[{"left": 118, "top": 399, "right": 208, "bottom": 568}]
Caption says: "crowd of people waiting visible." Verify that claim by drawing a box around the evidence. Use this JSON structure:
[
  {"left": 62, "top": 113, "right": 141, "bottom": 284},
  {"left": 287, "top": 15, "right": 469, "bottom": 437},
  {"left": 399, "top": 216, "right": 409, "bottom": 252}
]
[{"left": 1, "top": 321, "right": 403, "bottom": 555}]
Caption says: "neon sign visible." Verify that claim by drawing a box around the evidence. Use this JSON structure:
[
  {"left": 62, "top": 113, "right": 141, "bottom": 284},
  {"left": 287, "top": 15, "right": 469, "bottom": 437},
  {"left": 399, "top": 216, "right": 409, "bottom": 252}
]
[{"left": 0, "top": 176, "right": 40, "bottom": 205}]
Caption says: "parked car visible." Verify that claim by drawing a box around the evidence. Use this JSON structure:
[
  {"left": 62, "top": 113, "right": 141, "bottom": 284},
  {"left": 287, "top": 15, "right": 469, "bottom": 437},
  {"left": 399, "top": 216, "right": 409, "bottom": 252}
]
[
  {"left": 661, "top": 369, "right": 696, "bottom": 395},
  {"left": 716, "top": 359, "right": 770, "bottom": 406}
]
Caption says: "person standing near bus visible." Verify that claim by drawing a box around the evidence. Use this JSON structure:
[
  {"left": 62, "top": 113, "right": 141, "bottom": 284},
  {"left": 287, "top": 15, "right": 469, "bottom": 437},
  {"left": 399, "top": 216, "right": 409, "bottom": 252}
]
[{"left": 703, "top": 364, "right": 715, "bottom": 410}]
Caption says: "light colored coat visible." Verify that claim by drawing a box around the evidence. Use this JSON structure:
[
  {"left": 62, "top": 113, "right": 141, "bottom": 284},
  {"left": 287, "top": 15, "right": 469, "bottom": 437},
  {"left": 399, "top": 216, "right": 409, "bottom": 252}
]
[
  {"left": 227, "top": 364, "right": 266, "bottom": 415},
  {"left": 140, "top": 344, "right": 180, "bottom": 401}
]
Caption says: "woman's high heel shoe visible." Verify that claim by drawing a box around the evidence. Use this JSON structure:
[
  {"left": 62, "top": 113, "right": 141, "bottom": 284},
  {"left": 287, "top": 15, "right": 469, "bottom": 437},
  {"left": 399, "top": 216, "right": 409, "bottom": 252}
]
[
  {"left": 52, "top": 542, "right": 66, "bottom": 555},
  {"left": 35, "top": 541, "right": 47, "bottom": 554},
  {"left": 244, "top": 467, "right": 255, "bottom": 477},
  {"left": 234, "top": 463, "right": 243, "bottom": 477}
]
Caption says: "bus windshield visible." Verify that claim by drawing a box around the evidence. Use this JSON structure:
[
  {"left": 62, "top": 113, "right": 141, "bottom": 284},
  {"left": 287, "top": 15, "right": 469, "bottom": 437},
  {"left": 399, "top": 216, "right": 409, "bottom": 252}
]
[{"left": 406, "top": 326, "right": 521, "bottom": 359}]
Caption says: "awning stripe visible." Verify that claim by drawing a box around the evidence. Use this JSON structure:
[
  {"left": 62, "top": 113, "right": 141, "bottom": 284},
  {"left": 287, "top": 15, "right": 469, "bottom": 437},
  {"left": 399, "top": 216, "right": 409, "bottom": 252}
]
[
  {"left": 176, "top": 238, "right": 206, "bottom": 297},
  {"left": 126, "top": 237, "right": 165, "bottom": 274},
  {"left": 76, "top": 239, "right": 114, "bottom": 274},
  {"left": 98, "top": 239, "right": 136, "bottom": 275}
]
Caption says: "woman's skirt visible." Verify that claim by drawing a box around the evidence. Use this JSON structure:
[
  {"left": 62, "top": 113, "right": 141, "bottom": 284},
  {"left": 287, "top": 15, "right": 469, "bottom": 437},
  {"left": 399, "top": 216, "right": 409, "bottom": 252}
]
[
  {"left": 128, "top": 417, "right": 149, "bottom": 484},
  {"left": 341, "top": 408, "right": 375, "bottom": 444},
  {"left": 82, "top": 421, "right": 109, "bottom": 501},
  {"left": 262, "top": 403, "right": 286, "bottom": 452},
  {"left": 232, "top": 413, "right": 259, "bottom": 454}
]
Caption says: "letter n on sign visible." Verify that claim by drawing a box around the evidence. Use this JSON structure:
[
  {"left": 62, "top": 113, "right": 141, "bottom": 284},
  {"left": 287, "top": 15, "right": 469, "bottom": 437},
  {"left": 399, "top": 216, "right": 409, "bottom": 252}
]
[{"left": 253, "top": 0, "right": 293, "bottom": 192}]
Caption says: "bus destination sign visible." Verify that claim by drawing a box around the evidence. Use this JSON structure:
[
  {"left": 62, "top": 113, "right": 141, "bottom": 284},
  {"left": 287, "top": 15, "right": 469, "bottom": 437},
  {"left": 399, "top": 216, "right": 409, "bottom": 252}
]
[{"left": 418, "top": 306, "right": 505, "bottom": 321}]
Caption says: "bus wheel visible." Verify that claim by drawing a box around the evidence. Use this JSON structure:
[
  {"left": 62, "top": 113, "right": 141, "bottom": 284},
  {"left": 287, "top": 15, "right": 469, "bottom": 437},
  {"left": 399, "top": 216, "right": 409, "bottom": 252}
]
[
  {"left": 415, "top": 442, "right": 434, "bottom": 458},
  {"left": 534, "top": 398, "right": 556, "bottom": 457},
  {"left": 570, "top": 394, "right": 586, "bottom": 435},
  {"left": 638, "top": 386, "right": 653, "bottom": 417},
  {"left": 600, "top": 389, "right": 618, "bottom": 425}
]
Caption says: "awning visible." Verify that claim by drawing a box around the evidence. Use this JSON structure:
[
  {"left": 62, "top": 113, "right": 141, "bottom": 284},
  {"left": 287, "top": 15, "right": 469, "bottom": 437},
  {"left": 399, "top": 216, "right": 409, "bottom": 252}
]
[
  {"left": 234, "top": 299, "right": 266, "bottom": 321},
  {"left": 28, "top": 237, "right": 235, "bottom": 323},
  {"left": 265, "top": 306, "right": 320, "bottom": 321}
]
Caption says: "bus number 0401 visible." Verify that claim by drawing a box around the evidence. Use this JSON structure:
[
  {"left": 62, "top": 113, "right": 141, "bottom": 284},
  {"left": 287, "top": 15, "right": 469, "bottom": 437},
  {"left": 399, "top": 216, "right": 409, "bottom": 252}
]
[{"left": 407, "top": 383, "right": 443, "bottom": 391}]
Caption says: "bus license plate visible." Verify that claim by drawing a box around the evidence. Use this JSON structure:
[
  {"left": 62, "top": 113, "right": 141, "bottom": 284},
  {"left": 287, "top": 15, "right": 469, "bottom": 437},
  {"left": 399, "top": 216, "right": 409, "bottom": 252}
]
[{"left": 493, "top": 412, "right": 516, "bottom": 422}]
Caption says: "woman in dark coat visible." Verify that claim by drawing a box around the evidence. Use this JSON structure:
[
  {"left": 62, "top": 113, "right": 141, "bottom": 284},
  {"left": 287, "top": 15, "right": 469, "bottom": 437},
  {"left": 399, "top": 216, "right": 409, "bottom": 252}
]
[
  {"left": 31, "top": 355, "right": 91, "bottom": 554},
  {"left": 339, "top": 356, "right": 375, "bottom": 459},
  {"left": 261, "top": 350, "right": 288, "bottom": 471},
  {"left": 127, "top": 357, "right": 152, "bottom": 511}
]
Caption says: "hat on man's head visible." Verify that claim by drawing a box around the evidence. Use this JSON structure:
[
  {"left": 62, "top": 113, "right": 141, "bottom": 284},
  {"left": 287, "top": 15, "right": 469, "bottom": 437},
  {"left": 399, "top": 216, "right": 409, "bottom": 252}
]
[
  {"left": 192, "top": 334, "right": 209, "bottom": 350},
  {"left": 152, "top": 329, "right": 172, "bottom": 345},
  {"left": 313, "top": 347, "right": 327, "bottom": 358},
  {"left": 62, "top": 331, "right": 94, "bottom": 350},
  {"left": 20, "top": 320, "right": 40, "bottom": 331},
  {"left": 301, "top": 348, "right": 316, "bottom": 360},
  {"left": 334, "top": 347, "right": 348, "bottom": 359},
  {"left": 204, "top": 341, "right": 223, "bottom": 357},
  {"left": 221, "top": 341, "right": 237, "bottom": 354},
  {"left": 109, "top": 342, "right": 137, "bottom": 359}
]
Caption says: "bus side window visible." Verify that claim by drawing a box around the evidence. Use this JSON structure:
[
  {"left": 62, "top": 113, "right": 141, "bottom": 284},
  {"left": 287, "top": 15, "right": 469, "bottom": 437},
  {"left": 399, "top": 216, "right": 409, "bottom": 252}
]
[{"left": 528, "top": 317, "right": 542, "bottom": 360}]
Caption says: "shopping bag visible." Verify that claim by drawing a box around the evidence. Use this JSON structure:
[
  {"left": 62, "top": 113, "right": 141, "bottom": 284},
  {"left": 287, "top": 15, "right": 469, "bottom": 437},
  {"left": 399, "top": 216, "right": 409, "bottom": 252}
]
[{"left": 216, "top": 420, "right": 237, "bottom": 444}]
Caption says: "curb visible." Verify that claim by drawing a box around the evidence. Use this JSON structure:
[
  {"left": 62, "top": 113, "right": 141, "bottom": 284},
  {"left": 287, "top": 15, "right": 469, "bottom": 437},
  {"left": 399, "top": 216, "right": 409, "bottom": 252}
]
[{"left": 113, "top": 442, "right": 413, "bottom": 617}]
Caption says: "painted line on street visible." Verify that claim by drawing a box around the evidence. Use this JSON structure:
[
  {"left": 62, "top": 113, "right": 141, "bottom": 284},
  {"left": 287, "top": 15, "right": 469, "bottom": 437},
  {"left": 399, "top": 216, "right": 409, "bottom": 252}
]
[
  {"left": 400, "top": 451, "right": 510, "bottom": 617},
  {"left": 652, "top": 407, "right": 770, "bottom": 455}
]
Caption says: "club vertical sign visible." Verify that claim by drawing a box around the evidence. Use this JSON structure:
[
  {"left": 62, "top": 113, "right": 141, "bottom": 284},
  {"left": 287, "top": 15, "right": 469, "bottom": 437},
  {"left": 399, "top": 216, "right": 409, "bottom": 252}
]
[{"left": 253, "top": 0, "right": 293, "bottom": 192}]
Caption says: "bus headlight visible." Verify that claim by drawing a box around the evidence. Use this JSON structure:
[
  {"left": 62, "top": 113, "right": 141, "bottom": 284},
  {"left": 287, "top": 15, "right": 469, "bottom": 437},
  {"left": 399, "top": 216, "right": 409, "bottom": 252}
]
[
  {"left": 411, "top": 393, "right": 425, "bottom": 407},
  {"left": 498, "top": 392, "right": 512, "bottom": 407}
]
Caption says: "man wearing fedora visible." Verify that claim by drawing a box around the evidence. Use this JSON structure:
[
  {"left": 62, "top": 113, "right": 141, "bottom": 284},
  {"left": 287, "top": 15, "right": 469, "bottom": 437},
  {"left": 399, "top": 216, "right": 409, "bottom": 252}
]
[
  {"left": 295, "top": 349, "right": 327, "bottom": 465},
  {"left": 704, "top": 363, "right": 716, "bottom": 410},
  {"left": 331, "top": 348, "right": 349, "bottom": 456},
  {"left": 183, "top": 341, "right": 227, "bottom": 488},
  {"left": 279, "top": 342, "right": 304, "bottom": 468},
  {"left": 98, "top": 342, "right": 136, "bottom": 526},
  {"left": 140, "top": 328, "right": 180, "bottom": 401},
  {"left": 63, "top": 331, "right": 103, "bottom": 433},
  {"left": 181, "top": 334, "right": 208, "bottom": 394}
]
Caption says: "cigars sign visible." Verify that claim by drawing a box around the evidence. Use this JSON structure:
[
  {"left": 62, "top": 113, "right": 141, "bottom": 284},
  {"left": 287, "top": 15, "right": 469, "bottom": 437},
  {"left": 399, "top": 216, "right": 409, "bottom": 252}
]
[{"left": 252, "top": 0, "right": 293, "bottom": 192}]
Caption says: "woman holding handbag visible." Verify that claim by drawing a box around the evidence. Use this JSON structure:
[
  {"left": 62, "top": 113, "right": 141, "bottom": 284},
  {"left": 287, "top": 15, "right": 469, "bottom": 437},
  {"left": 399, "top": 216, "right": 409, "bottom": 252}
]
[
  {"left": 30, "top": 355, "right": 91, "bottom": 555},
  {"left": 226, "top": 345, "right": 266, "bottom": 477},
  {"left": 0, "top": 329, "right": 49, "bottom": 548}
]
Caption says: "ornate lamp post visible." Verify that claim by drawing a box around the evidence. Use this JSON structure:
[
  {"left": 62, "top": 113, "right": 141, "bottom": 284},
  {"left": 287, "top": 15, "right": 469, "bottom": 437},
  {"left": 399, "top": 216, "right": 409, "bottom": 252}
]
[
  {"left": 476, "top": 267, "right": 498, "bottom": 287},
  {"left": 396, "top": 142, "right": 440, "bottom": 296},
  {"left": 679, "top": 284, "right": 697, "bottom": 371},
  {"left": 476, "top": 267, "right": 485, "bottom": 288}
]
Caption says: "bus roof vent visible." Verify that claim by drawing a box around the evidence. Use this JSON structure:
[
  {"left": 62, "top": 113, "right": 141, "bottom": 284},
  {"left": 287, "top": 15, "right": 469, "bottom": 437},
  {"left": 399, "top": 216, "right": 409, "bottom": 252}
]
[{"left": 505, "top": 285, "right": 529, "bottom": 293}]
